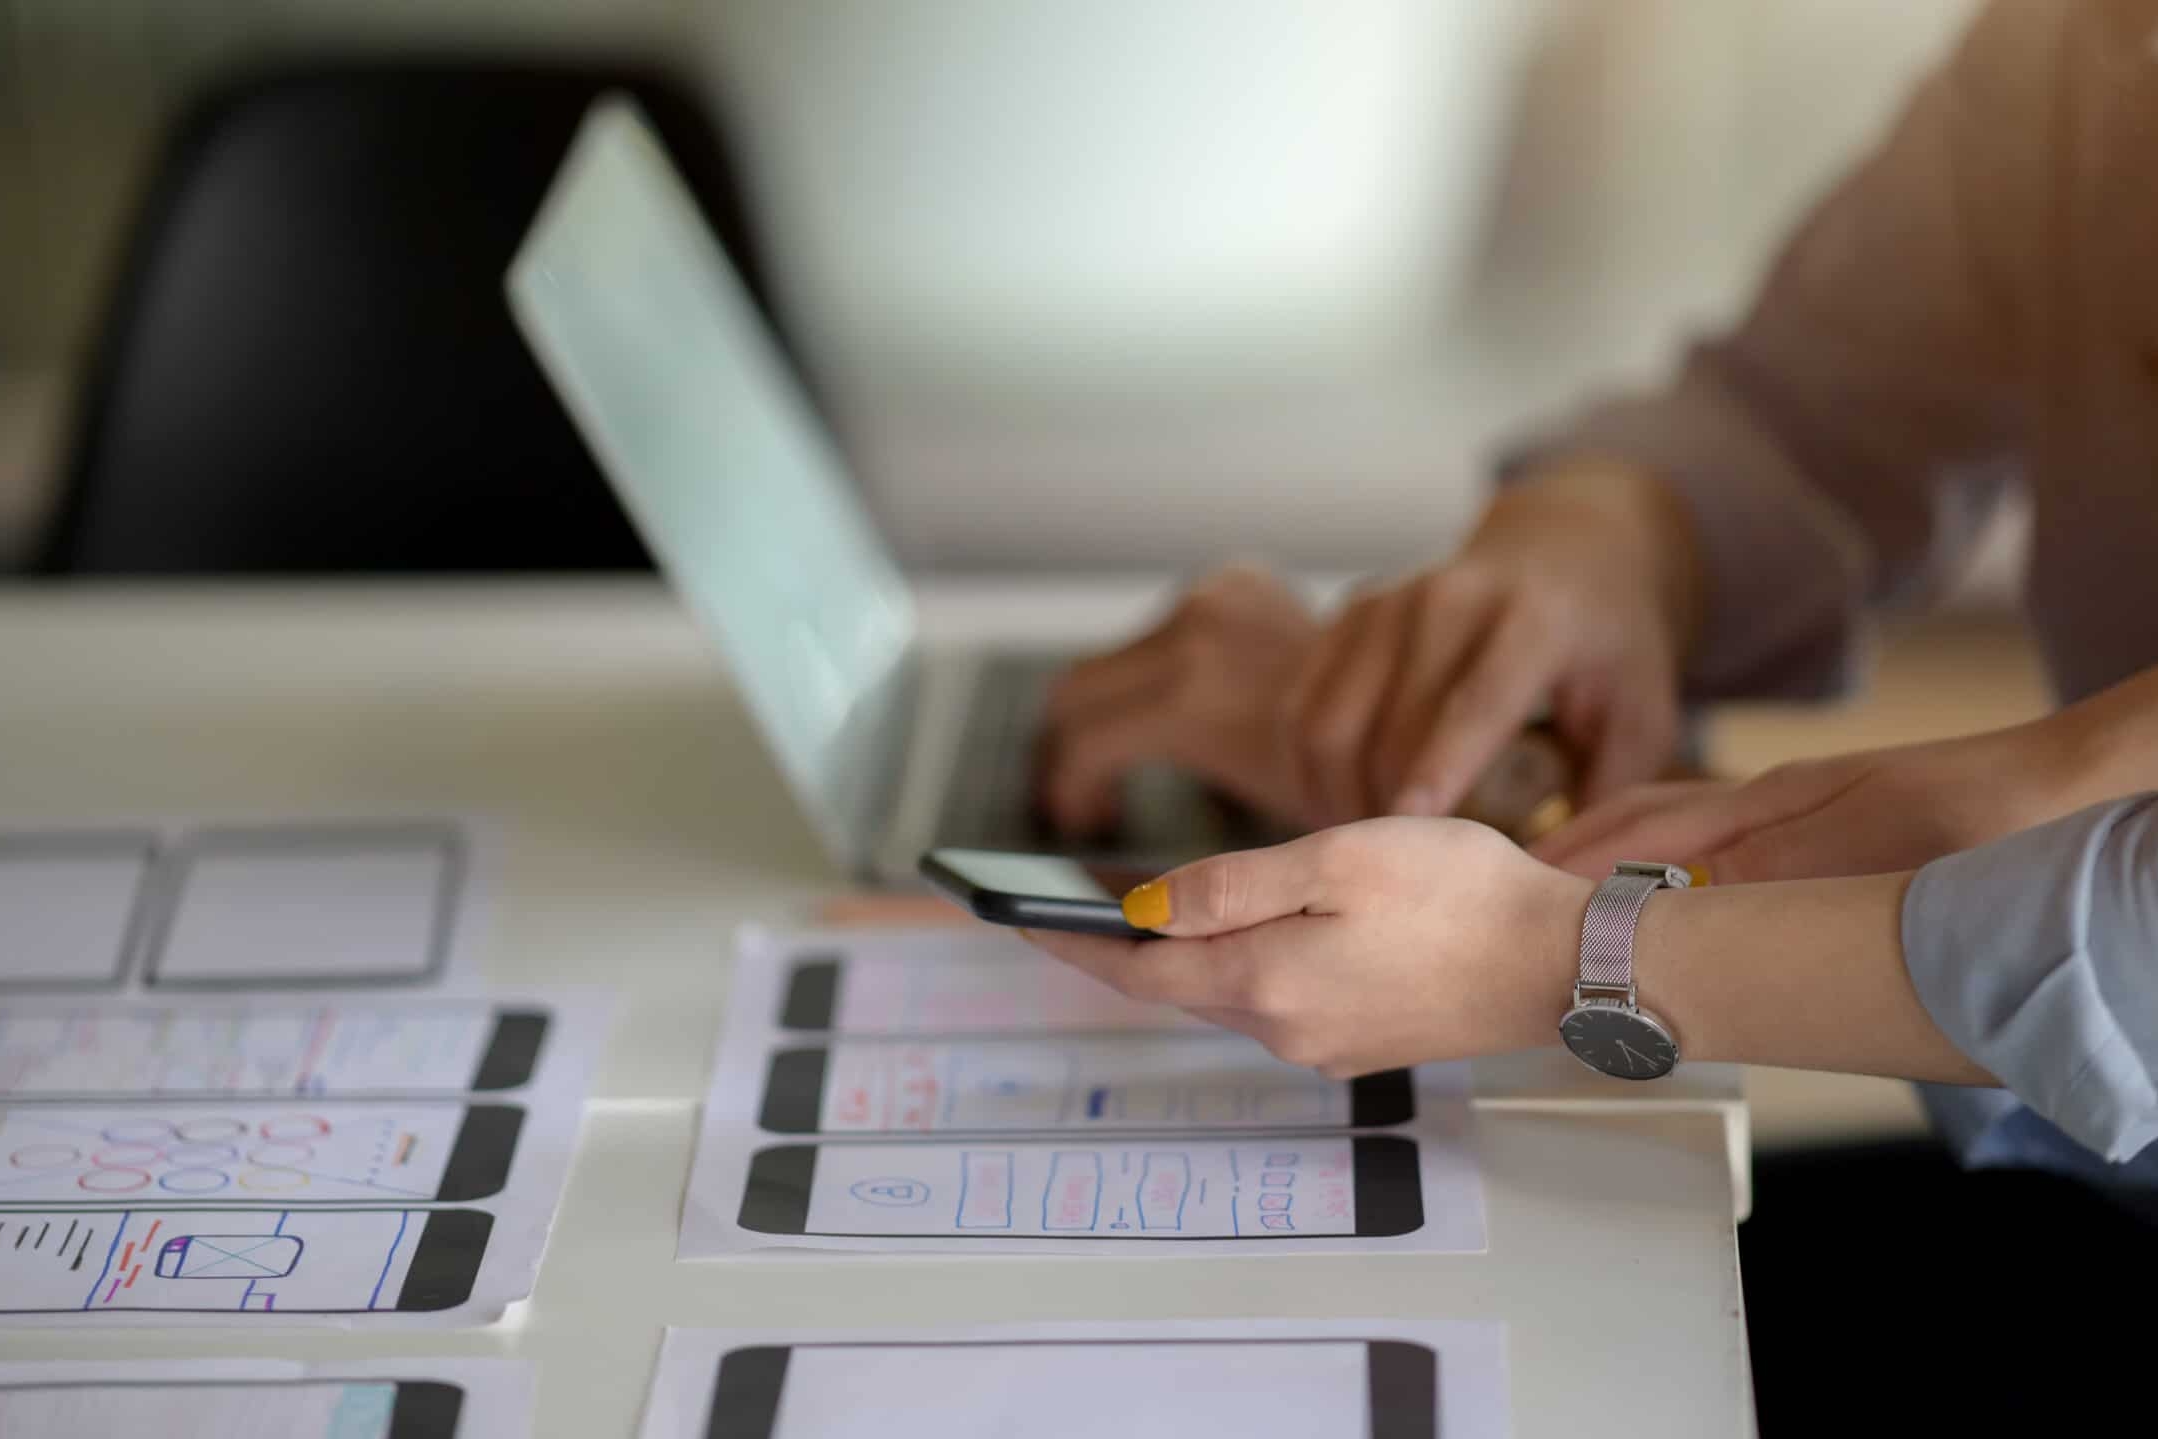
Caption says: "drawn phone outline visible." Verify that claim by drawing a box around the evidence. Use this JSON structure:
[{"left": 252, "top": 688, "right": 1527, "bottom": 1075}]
[
  {"left": 0, "top": 1098, "right": 525, "bottom": 1205},
  {"left": 0, "top": 1205, "right": 492, "bottom": 1314},
  {"left": 0, "top": 1378, "right": 466, "bottom": 1439},
  {"left": 701, "top": 1339, "right": 1438, "bottom": 1439},
  {"left": 736, "top": 1135, "right": 1424, "bottom": 1239},
  {"left": 754, "top": 1042, "right": 1415, "bottom": 1134},
  {"left": 138, "top": 820, "right": 467, "bottom": 991},
  {"left": 0, "top": 829, "right": 160, "bottom": 993}
]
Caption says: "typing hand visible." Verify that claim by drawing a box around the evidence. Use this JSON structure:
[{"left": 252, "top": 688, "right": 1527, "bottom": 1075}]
[
  {"left": 1033, "top": 565, "right": 1319, "bottom": 834},
  {"left": 1023, "top": 819, "right": 1587, "bottom": 1075},
  {"left": 1531, "top": 726, "right": 2061, "bottom": 883},
  {"left": 1280, "top": 461, "right": 1698, "bottom": 828}
]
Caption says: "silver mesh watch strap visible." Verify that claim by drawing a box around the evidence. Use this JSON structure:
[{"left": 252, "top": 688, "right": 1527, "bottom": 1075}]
[{"left": 1578, "top": 862, "right": 1691, "bottom": 997}]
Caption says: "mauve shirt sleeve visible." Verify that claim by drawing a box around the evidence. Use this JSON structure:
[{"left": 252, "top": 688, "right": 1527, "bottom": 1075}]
[
  {"left": 1498, "top": 0, "right": 2056, "bottom": 701},
  {"left": 1903, "top": 796, "right": 2158, "bottom": 1164}
]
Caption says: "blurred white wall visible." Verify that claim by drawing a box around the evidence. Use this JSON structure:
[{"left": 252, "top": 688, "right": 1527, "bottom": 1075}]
[{"left": 0, "top": 0, "right": 1984, "bottom": 572}]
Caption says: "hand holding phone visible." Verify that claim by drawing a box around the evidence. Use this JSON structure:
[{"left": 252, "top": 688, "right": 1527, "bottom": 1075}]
[{"left": 919, "top": 849, "right": 1160, "bottom": 939}]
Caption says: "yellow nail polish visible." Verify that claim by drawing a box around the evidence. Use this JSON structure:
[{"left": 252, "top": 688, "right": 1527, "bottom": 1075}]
[
  {"left": 1685, "top": 864, "right": 1713, "bottom": 888},
  {"left": 1122, "top": 879, "right": 1172, "bottom": 931}
]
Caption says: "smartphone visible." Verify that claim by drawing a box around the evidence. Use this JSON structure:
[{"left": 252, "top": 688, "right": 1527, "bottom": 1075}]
[
  {"left": 0, "top": 1100, "right": 524, "bottom": 1203},
  {"left": 738, "top": 1135, "right": 1422, "bottom": 1240},
  {"left": 701, "top": 1339, "right": 1435, "bottom": 1439},
  {"left": 0, "top": 1002, "right": 548, "bottom": 1099},
  {"left": 0, "top": 1205, "right": 491, "bottom": 1313},
  {"left": 919, "top": 849, "right": 1160, "bottom": 938},
  {"left": 0, "top": 1379, "right": 464, "bottom": 1439},
  {"left": 756, "top": 1037, "right": 1413, "bottom": 1134}
]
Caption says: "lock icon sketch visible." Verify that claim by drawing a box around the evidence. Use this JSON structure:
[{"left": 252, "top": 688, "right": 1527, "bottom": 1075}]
[{"left": 849, "top": 1177, "right": 931, "bottom": 1207}]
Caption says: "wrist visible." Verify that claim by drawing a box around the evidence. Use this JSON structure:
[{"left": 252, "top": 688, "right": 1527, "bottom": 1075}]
[
  {"left": 1529, "top": 869, "right": 1597, "bottom": 1051},
  {"left": 1506, "top": 457, "right": 1707, "bottom": 666}
]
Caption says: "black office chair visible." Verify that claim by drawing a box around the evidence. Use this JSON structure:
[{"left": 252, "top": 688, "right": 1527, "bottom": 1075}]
[{"left": 38, "top": 58, "right": 795, "bottom": 573}]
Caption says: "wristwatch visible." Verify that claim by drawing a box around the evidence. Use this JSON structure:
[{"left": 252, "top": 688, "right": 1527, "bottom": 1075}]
[{"left": 1558, "top": 860, "right": 1692, "bottom": 1080}]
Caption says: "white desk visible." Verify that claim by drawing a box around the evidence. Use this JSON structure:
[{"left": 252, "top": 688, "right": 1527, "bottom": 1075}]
[{"left": 0, "top": 580, "right": 1752, "bottom": 1435}]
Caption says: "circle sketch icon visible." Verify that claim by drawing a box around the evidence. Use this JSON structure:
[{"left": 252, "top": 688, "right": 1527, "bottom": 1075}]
[
  {"left": 103, "top": 1119, "right": 178, "bottom": 1146},
  {"left": 91, "top": 1144, "right": 164, "bottom": 1170},
  {"left": 175, "top": 1117, "right": 248, "bottom": 1144},
  {"left": 9, "top": 1144, "right": 80, "bottom": 1170},
  {"left": 158, "top": 1167, "right": 231, "bottom": 1195},
  {"left": 78, "top": 1166, "right": 152, "bottom": 1194},
  {"left": 248, "top": 1143, "right": 315, "bottom": 1168},
  {"left": 259, "top": 1115, "right": 331, "bottom": 1143},
  {"left": 849, "top": 1177, "right": 931, "bottom": 1207},
  {"left": 237, "top": 1166, "right": 309, "bottom": 1193},
  {"left": 167, "top": 1142, "right": 240, "bottom": 1168}
]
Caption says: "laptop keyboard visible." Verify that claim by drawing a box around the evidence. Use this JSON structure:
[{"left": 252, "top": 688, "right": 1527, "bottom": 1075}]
[{"left": 933, "top": 653, "right": 1070, "bottom": 852}]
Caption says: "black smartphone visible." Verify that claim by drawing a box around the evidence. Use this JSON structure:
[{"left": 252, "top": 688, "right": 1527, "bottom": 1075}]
[
  {"left": 702, "top": 1338, "right": 1435, "bottom": 1439},
  {"left": 919, "top": 848, "right": 1162, "bottom": 937},
  {"left": 0, "top": 1100, "right": 525, "bottom": 1204},
  {"left": 0, "top": 1205, "right": 491, "bottom": 1314},
  {"left": 738, "top": 1134, "right": 1422, "bottom": 1240},
  {"left": 756, "top": 1041, "right": 1414, "bottom": 1134},
  {"left": 0, "top": 1379, "right": 464, "bottom": 1439}
]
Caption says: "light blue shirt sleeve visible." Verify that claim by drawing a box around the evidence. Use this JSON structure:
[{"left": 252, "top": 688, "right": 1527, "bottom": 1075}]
[{"left": 1903, "top": 795, "right": 2158, "bottom": 1164}]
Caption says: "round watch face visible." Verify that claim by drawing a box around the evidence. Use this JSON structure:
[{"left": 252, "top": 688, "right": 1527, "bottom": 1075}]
[{"left": 1559, "top": 1003, "right": 1678, "bottom": 1080}]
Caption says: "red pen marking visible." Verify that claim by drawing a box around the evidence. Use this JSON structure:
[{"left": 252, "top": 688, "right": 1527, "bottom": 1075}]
[
  {"left": 143, "top": 1221, "right": 162, "bottom": 1246},
  {"left": 118, "top": 1241, "right": 136, "bottom": 1270},
  {"left": 394, "top": 1134, "right": 414, "bottom": 1165},
  {"left": 123, "top": 1264, "right": 142, "bottom": 1288}
]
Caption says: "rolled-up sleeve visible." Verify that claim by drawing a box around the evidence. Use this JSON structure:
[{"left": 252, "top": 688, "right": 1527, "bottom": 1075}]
[
  {"left": 1497, "top": 0, "right": 2055, "bottom": 702},
  {"left": 1904, "top": 796, "right": 2158, "bottom": 1163}
]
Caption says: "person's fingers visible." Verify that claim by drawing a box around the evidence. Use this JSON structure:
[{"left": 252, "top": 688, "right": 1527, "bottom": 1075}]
[
  {"left": 1531, "top": 779, "right": 1725, "bottom": 868},
  {"left": 1040, "top": 622, "right": 1182, "bottom": 727},
  {"left": 1364, "top": 577, "right": 1502, "bottom": 811},
  {"left": 1021, "top": 929, "right": 1253, "bottom": 1011},
  {"left": 1277, "top": 591, "right": 1398, "bottom": 828},
  {"left": 1285, "top": 590, "right": 1414, "bottom": 826},
  {"left": 1391, "top": 599, "right": 1563, "bottom": 817},
  {"left": 1119, "top": 835, "right": 1337, "bottom": 938},
  {"left": 1579, "top": 687, "right": 1681, "bottom": 807},
  {"left": 1034, "top": 690, "right": 1194, "bottom": 833}
]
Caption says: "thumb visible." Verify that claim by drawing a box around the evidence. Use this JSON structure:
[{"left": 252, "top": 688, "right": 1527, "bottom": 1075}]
[{"left": 1120, "top": 837, "right": 1330, "bottom": 938}]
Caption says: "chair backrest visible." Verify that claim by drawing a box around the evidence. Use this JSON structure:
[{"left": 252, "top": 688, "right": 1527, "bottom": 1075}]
[{"left": 39, "top": 58, "right": 790, "bottom": 573}]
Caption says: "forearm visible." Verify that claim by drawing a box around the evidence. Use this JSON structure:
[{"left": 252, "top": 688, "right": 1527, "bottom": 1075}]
[
  {"left": 2028, "top": 666, "right": 2158, "bottom": 820},
  {"left": 1627, "top": 873, "right": 1995, "bottom": 1085}
]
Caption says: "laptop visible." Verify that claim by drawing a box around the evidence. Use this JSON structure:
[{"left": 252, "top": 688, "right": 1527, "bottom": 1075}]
[{"left": 507, "top": 98, "right": 1277, "bottom": 883}]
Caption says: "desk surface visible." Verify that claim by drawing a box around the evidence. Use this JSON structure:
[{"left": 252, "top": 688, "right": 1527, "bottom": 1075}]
[{"left": 0, "top": 579, "right": 1751, "bottom": 1436}]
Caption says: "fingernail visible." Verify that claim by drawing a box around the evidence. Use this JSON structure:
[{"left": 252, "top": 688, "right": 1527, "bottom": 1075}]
[
  {"left": 1684, "top": 864, "right": 1712, "bottom": 888},
  {"left": 1392, "top": 787, "right": 1435, "bottom": 817},
  {"left": 1122, "top": 879, "right": 1173, "bottom": 930},
  {"left": 1520, "top": 794, "right": 1574, "bottom": 843}
]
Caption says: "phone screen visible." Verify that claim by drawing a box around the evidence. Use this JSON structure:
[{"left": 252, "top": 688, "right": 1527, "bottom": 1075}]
[
  {"left": 0, "top": 1206, "right": 485, "bottom": 1313},
  {"left": 761, "top": 1036, "right": 1410, "bottom": 1134},
  {"left": 0, "top": 1101, "right": 518, "bottom": 1203},
  {"left": 751, "top": 1138, "right": 1370, "bottom": 1239},
  {"left": 928, "top": 851, "right": 1146, "bottom": 904},
  {"left": 706, "top": 1340, "right": 1434, "bottom": 1439},
  {"left": 0, "top": 1380, "right": 462, "bottom": 1439}
]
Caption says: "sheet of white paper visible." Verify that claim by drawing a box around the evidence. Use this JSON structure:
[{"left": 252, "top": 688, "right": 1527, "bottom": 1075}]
[
  {"left": 681, "top": 928, "right": 1480, "bottom": 1257},
  {"left": 640, "top": 1320, "right": 1510, "bottom": 1439},
  {"left": 0, "top": 994, "right": 546, "bottom": 1098},
  {"left": 0, "top": 1355, "right": 533, "bottom": 1439},
  {"left": 0, "top": 989, "right": 609, "bottom": 1328},
  {"left": 0, "top": 818, "right": 489, "bottom": 993},
  {"left": 0, "top": 832, "right": 155, "bottom": 990}
]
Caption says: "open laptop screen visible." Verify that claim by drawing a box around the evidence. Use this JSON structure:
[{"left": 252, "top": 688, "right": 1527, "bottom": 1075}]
[{"left": 508, "top": 98, "right": 917, "bottom": 871}]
